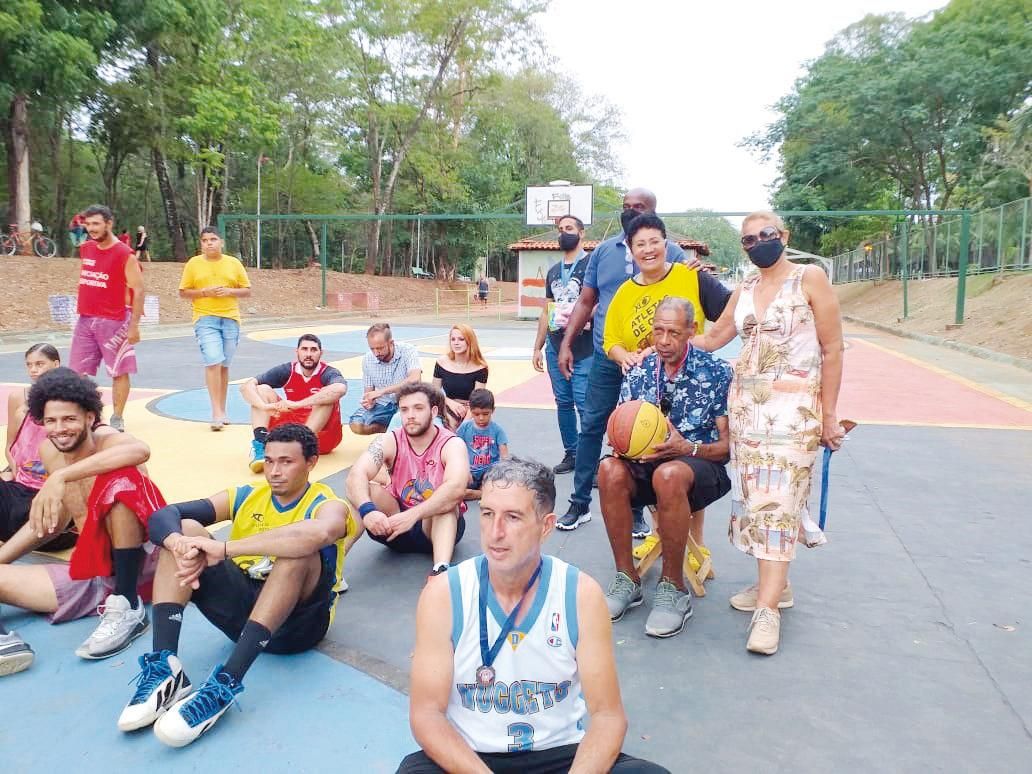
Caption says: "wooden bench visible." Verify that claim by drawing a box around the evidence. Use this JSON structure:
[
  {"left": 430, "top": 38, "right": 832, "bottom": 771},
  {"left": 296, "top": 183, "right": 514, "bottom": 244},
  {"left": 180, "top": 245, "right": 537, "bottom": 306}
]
[{"left": 633, "top": 507, "right": 713, "bottom": 597}]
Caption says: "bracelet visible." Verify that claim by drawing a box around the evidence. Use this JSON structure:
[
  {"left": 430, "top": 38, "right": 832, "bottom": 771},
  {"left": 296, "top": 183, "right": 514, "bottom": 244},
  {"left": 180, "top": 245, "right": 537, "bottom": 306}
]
[
  {"left": 223, "top": 540, "right": 229, "bottom": 560},
  {"left": 691, "top": 442, "right": 700, "bottom": 457},
  {"left": 358, "top": 501, "right": 378, "bottom": 518}
]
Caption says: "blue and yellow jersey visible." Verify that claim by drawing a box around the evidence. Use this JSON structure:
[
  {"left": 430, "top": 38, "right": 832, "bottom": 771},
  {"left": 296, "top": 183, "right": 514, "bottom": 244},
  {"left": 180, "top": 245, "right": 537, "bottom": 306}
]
[{"left": 226, "top": 481, "right": 354, "bottom": 622}]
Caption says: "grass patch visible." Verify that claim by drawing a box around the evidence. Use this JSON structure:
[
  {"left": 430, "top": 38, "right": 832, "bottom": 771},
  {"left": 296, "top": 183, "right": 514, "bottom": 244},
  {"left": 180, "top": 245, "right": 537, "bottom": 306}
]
[{"left": 966, "top": 272, "right": 998, "bottom": 299}]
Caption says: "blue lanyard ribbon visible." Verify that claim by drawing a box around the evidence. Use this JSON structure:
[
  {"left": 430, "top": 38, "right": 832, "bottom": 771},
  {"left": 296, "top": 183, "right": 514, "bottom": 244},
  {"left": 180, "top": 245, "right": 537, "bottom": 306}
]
[
  {"left": 818, "top": 446, "right": 833, "bottom": 530},
  {"left": 478, "top": 558, "right": 542, "bottom": 671}
]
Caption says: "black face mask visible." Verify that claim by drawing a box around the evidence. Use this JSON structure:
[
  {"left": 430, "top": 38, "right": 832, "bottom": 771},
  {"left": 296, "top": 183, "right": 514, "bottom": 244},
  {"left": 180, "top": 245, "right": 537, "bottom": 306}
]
[
  {"left": 746, "top": 239, "right": 785, "bottom": 268},
  {"left": 621, "top": 209, "right": 643, "bottom": 235},
  {"left": 558, "top": 232, "right": 581, "bottom": 252}
]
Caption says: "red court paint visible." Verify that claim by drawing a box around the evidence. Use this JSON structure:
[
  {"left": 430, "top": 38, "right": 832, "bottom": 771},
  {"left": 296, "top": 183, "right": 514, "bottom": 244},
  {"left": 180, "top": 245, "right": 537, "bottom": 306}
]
[{"left": 838, "top": 339, "right": 1031, "bottom": 426}]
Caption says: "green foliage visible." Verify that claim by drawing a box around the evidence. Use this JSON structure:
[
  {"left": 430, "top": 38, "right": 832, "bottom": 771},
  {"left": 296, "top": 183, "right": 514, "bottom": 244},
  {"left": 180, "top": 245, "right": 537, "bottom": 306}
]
[{"left": 750, "top": 0, "right": 1032, "bottom": 255}]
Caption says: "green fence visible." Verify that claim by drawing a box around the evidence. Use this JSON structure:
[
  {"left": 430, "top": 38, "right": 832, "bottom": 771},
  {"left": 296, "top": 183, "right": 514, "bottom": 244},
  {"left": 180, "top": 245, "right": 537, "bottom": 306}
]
[{"left": 830, "top": 196, "right": 1032, "bottom": 285}]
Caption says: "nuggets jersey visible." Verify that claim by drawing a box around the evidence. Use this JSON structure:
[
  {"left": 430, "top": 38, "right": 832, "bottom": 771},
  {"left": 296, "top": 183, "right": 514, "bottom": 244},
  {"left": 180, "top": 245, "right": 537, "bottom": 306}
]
[
  {"left": 446, "top": 555, "right": 586, "bottom": 753},
  {"left": 226, "top": 481, "right": 353, "bottom": 622}
]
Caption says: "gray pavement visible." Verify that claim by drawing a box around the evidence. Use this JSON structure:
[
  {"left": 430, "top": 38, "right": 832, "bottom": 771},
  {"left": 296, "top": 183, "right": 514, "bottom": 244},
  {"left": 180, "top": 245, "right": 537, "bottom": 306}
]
[{"left": 3, "top": 319, "right": 1030, "bottom": 771}]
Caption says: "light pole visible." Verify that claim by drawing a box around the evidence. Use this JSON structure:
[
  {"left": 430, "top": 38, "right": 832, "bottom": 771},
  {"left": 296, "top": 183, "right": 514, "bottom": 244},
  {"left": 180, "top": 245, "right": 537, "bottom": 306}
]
[{"left": 256, "top": 154, "right": 270, "bottom": 269}]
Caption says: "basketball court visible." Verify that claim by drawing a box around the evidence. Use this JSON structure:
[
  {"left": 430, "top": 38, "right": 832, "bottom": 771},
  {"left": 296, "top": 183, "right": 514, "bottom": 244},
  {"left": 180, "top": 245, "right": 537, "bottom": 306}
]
[{"left": 0, "top": 316, "right": 1030, "bottom": 771}]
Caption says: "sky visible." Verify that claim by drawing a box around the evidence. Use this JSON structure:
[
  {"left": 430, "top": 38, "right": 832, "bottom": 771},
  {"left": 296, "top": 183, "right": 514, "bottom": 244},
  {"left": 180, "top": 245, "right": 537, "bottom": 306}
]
[{"left": 538, "top": 0, "right": 947, "bottom": 215}]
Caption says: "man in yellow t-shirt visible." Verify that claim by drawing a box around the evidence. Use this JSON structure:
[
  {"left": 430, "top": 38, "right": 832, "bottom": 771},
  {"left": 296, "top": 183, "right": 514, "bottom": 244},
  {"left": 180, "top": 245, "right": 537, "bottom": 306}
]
[{"left": 178, "top": 227, "right": 252, "bottom": 430}]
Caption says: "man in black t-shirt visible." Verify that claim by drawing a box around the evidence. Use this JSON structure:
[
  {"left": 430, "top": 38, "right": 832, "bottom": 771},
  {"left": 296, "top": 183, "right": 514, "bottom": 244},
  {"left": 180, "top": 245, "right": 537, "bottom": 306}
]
[{"left": 532, "top": 215, "right": 595, "bottom": 475}]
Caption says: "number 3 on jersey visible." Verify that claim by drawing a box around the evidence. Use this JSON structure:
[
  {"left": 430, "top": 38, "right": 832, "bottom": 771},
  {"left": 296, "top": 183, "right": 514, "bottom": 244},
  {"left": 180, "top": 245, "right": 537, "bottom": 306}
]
[{"left": 507, "top": 722, "right": 535, "bottom": 752}]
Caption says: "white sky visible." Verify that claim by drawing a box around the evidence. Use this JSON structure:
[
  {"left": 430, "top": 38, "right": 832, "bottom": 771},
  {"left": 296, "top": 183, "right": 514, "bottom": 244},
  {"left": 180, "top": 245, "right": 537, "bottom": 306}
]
[{"left": 539, "top": 0, "right": 947, "bottom": 214}]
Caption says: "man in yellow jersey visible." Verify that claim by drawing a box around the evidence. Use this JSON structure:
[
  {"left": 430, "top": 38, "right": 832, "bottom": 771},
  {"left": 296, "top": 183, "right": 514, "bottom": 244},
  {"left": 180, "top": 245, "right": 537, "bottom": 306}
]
[
  {"left": 115, "top": 423, "right": 358, "bottom": 748},
  {"left": 178, "top": 227, "right": 252, "bottom": 430}
]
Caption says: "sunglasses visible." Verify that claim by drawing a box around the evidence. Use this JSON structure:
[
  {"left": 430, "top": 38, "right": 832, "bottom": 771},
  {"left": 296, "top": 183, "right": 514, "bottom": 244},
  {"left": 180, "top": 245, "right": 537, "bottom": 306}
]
[
  {"left": 740, "top": 225, "right": 781, "bottom": 248},
  {"left": 659, "top": 396, "right": 672, "bottom": 416}
]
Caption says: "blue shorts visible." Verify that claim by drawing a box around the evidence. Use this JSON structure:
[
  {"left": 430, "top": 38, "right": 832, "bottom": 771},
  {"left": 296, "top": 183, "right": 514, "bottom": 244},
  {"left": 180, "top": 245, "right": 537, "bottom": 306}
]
[
  {"left": 349, "top": 402, "right": 397, "bottom": 429},
  {"left": 194, "top": 315, "right": 241, "bottom": 367}
]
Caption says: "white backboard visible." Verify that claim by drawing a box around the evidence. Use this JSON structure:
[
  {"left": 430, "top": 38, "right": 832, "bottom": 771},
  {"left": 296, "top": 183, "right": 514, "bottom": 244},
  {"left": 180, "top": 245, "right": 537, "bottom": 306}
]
[{"left": 525, "top": 183, "right": 593, "bottom": 226}]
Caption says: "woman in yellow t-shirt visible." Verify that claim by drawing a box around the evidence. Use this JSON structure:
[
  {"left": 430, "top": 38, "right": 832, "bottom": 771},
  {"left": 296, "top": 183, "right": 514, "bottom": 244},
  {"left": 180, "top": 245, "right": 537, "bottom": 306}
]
[{"left": 602, "top": 214, "right": 711, "bottom": 371}]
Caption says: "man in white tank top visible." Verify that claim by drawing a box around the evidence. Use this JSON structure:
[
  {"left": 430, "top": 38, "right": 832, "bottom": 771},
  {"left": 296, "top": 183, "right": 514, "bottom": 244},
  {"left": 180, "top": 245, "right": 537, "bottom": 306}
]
[{"left": 400, "top": 458, "right": 669, "bottom": 773}]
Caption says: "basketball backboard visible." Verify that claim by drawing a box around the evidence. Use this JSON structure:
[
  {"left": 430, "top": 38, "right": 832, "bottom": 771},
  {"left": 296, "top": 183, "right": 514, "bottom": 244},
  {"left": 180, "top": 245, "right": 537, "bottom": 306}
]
[{"left": 525, "top": 182, "right": 593, "bottom": 226}]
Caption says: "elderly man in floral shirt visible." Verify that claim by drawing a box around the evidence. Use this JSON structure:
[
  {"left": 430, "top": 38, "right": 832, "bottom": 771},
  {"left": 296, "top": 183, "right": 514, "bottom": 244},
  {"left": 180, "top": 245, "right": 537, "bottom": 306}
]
[{"left": 597, "top": 296, "right": 733, "bottom": 638}]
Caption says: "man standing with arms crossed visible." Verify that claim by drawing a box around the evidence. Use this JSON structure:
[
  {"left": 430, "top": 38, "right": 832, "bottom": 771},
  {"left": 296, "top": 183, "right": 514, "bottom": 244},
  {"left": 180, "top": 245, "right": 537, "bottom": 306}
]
[
  {"left": 70, "top": 205, "right": 144, "bottom": 432},
  {"left": 178, "top": 226, "right": 252, "bottom": 430}
]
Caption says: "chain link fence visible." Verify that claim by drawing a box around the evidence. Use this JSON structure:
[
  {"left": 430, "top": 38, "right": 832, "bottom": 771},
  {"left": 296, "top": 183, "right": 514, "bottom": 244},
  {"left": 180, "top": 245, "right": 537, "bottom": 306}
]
[{"left": 830, "top": 196, "right": 1032, "bottom": 284}]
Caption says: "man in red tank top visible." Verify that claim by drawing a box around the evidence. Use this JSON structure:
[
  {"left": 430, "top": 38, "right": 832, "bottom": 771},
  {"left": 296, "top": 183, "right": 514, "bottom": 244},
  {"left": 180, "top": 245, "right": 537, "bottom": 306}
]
[
  {"left": 239, "top": 334, "right": 348, "bottom": 473},
  {"left": 68, "top": 204, "right": 145, "bottom": 432},
  {"left": 346, "top": 382, "right": 470, "bottom": 575}
]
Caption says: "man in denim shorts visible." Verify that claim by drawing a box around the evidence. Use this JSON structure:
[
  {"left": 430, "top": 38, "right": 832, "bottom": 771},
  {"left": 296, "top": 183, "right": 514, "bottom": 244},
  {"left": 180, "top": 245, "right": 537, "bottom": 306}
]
[
  {"left": 69, "top": 204, "right": 145, "bottom": 432},
  {"left": 178, "top": 227, "right": 252, "bottom": 430}
]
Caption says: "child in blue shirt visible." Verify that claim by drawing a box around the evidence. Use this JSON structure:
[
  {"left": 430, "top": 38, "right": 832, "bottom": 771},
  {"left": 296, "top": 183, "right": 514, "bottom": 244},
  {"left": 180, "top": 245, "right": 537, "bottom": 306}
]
[{"left": 455, "top": 388, "right": 510, "bottom": 499}]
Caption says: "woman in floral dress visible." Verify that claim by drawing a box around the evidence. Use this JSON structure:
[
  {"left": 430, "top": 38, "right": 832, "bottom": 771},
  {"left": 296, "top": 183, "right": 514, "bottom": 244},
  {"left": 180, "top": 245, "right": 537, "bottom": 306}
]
[{"left": 693, "top": 211, "right": 844, "bottom": 655}]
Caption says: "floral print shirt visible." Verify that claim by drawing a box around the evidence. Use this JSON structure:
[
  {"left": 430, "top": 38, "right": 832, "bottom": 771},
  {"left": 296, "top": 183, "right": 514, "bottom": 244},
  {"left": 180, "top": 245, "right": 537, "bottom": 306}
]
[{"left": 619, "top": 347, "right": 732, "bottom": 444}]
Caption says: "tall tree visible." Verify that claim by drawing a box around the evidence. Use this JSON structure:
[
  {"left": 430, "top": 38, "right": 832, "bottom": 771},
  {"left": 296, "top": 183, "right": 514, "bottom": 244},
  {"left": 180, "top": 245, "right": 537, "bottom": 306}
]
[{"left": 0, "top": 1, "right": 111, "bottom": 242}]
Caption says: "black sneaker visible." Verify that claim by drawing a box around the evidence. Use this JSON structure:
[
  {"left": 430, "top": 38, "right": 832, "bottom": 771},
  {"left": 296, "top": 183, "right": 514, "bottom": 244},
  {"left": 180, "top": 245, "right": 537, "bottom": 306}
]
[
  {"left": 428, "top": 563, "right": 449, "bottom": 577},
  {"left": 556, "top": 503, "right": 591, "bottom": 531},
  {"left": 553, "top": 452, "right": 576, "bottom": 474},
  {"left": 632, "top": 509, "right": 651, "bottom": 540}
]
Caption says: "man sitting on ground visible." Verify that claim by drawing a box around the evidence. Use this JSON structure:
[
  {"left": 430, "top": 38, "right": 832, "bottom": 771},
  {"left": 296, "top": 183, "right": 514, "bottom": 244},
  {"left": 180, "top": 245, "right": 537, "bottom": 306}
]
[
  {"left": 0, "top": 368, "right": 165, "bottom": 673},
  {"left": 349, "top": 322, "right": 422, "bottom": 435},
  {"left": 241, "top": 333, "right": 347, "bottom": 472},
  {"left": 400, "top": 457, "right": 669, "bottom": 774},
  {"left": 117, "top": 423, "right": 356, "bottom": 747},
  {"left": 347, "top": 382, "right": 468, "bottom": 576},
  {"left": 599, "top": 297, "right": 732, "bottom": 638}
]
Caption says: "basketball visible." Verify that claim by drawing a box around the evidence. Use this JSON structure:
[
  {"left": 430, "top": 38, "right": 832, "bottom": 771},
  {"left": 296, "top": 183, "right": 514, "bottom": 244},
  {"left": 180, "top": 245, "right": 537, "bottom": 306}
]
[{"left": 606, "top": 400, "right": 669, "bottom": 459}]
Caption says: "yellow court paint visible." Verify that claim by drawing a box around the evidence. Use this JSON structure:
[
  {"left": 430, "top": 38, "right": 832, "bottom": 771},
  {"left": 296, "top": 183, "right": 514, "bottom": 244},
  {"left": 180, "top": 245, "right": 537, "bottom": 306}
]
[{"left": 852, "top": 338, "right": 1032, "bottom": 414}]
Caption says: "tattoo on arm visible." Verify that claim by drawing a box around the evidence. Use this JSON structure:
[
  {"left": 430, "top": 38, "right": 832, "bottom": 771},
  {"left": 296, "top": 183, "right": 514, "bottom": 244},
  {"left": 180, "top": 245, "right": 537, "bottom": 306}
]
[{"left": 369, "top": 436, "right": 385, "bottom": 469}]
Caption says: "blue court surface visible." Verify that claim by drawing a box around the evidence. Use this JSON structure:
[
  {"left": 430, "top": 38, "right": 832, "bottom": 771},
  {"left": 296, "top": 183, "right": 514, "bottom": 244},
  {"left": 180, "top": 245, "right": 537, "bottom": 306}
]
[{"left": 0, "top": 607, "right": 414, "bottom": 772}]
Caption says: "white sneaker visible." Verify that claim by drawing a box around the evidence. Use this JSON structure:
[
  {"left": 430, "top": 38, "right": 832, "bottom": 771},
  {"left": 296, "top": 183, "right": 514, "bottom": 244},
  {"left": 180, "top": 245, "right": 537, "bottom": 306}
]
[
  {"left": 153, "top": 665, "right": 243, "bottom": 747},
  {"left": 76, "top": 594, "right": 149, "bottom": 660},
  {"left": 0, "top": 630, "right": 34, "bottom": 676},
  {"left": 118, "top": 650, "right": 192, "bottom": 731}
]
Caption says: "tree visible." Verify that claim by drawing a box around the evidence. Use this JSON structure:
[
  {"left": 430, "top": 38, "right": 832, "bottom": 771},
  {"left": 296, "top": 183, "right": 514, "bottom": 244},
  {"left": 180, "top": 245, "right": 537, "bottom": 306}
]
[
  {"left": 0, "top": 1, "right": 111, "bottom": 242},
  {"left": 327, "top": 0, "right": 544, "bottom": 274}
]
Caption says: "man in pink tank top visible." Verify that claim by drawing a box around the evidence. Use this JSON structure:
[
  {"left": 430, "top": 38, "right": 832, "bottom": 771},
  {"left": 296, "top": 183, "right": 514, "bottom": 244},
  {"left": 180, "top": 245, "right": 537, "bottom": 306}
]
[
  {"left": 347, "top": 382, "right": 470, "bottom": 575},
  {"left": 69, "top": 204, "right": 145, "bottom": 432}
]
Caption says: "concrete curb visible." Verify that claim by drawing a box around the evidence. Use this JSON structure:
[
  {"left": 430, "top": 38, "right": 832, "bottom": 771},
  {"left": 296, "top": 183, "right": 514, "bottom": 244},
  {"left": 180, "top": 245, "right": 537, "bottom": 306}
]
[{"left": 843, "top": 314, "right": 1032, "bottom": 372}]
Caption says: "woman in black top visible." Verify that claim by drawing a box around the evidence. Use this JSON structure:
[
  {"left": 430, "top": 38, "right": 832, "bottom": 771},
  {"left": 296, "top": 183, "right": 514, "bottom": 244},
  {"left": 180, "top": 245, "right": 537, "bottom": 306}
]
[{"left": 432, "top": 324, "right": 489, "bottom": 429}]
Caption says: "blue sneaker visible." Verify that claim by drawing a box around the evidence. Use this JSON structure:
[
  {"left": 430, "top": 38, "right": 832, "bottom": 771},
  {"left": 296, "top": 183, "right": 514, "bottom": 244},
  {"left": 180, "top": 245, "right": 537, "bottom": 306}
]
[
  {"left": 154, "top": 664, "right": 243, "bottom": 747},
  {"left": 117, "top": 650, "right": 192, "bottom": 731},
  {"left": 248, "top": 439, "right": 265, "bottom": 473}
]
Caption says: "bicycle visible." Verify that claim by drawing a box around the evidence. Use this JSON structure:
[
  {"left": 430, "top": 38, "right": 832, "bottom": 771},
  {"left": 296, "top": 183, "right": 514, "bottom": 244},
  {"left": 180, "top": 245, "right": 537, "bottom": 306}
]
[{"left": 1, "top": 223, "right": 57, "bottom": 258}]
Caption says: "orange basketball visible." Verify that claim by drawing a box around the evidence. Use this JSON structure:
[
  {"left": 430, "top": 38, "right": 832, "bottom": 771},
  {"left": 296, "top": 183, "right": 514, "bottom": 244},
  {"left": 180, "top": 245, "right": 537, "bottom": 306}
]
[{"left": 606, "top": 400, "right": 669, "bottom": 459}]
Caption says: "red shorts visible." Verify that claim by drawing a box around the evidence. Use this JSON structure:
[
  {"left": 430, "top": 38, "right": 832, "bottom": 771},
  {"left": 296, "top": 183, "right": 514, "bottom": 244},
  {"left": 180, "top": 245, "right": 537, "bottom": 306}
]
[{"left": 269, "top": 408, "right": 342, "bottom": 455}]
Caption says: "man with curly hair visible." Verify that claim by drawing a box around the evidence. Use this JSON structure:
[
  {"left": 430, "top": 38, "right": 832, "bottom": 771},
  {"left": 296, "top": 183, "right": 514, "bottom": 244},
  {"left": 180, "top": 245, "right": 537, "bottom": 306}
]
[{"left": 0, "top": 368, "right": 165, "bottom": 676}]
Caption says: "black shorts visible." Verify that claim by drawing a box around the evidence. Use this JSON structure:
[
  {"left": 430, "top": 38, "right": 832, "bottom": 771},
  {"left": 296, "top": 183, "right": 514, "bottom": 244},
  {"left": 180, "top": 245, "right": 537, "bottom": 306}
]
[
  {"left": 190, "top": 559, "right": 334, "bottom": 654},
  {"left": 0, "top": 480, "right": 36, "bottom": 541},
  {"left": 367, "top": 513, "right": 466, "bottom": 554},
  {"left": 397, "top": 744, "right": 670, "bottom": 773},
  {"left": 612, "top": 455, "right": 731, "bottom": 512}
]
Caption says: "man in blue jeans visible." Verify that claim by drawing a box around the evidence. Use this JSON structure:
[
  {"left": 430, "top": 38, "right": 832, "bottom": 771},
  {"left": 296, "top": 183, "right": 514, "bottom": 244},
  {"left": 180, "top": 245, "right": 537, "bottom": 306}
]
[
  {"left": 532, "top": 214, "right": 593, "bottom": 475},
  {"left": 555, "top": 188, "right": 730, "bottom": 534}
]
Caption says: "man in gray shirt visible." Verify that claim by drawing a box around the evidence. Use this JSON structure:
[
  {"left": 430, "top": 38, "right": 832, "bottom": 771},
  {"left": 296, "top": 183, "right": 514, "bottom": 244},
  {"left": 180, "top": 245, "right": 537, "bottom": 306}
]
[{"left": 349, "top": 323, "right": 422, "bottom": 435}]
